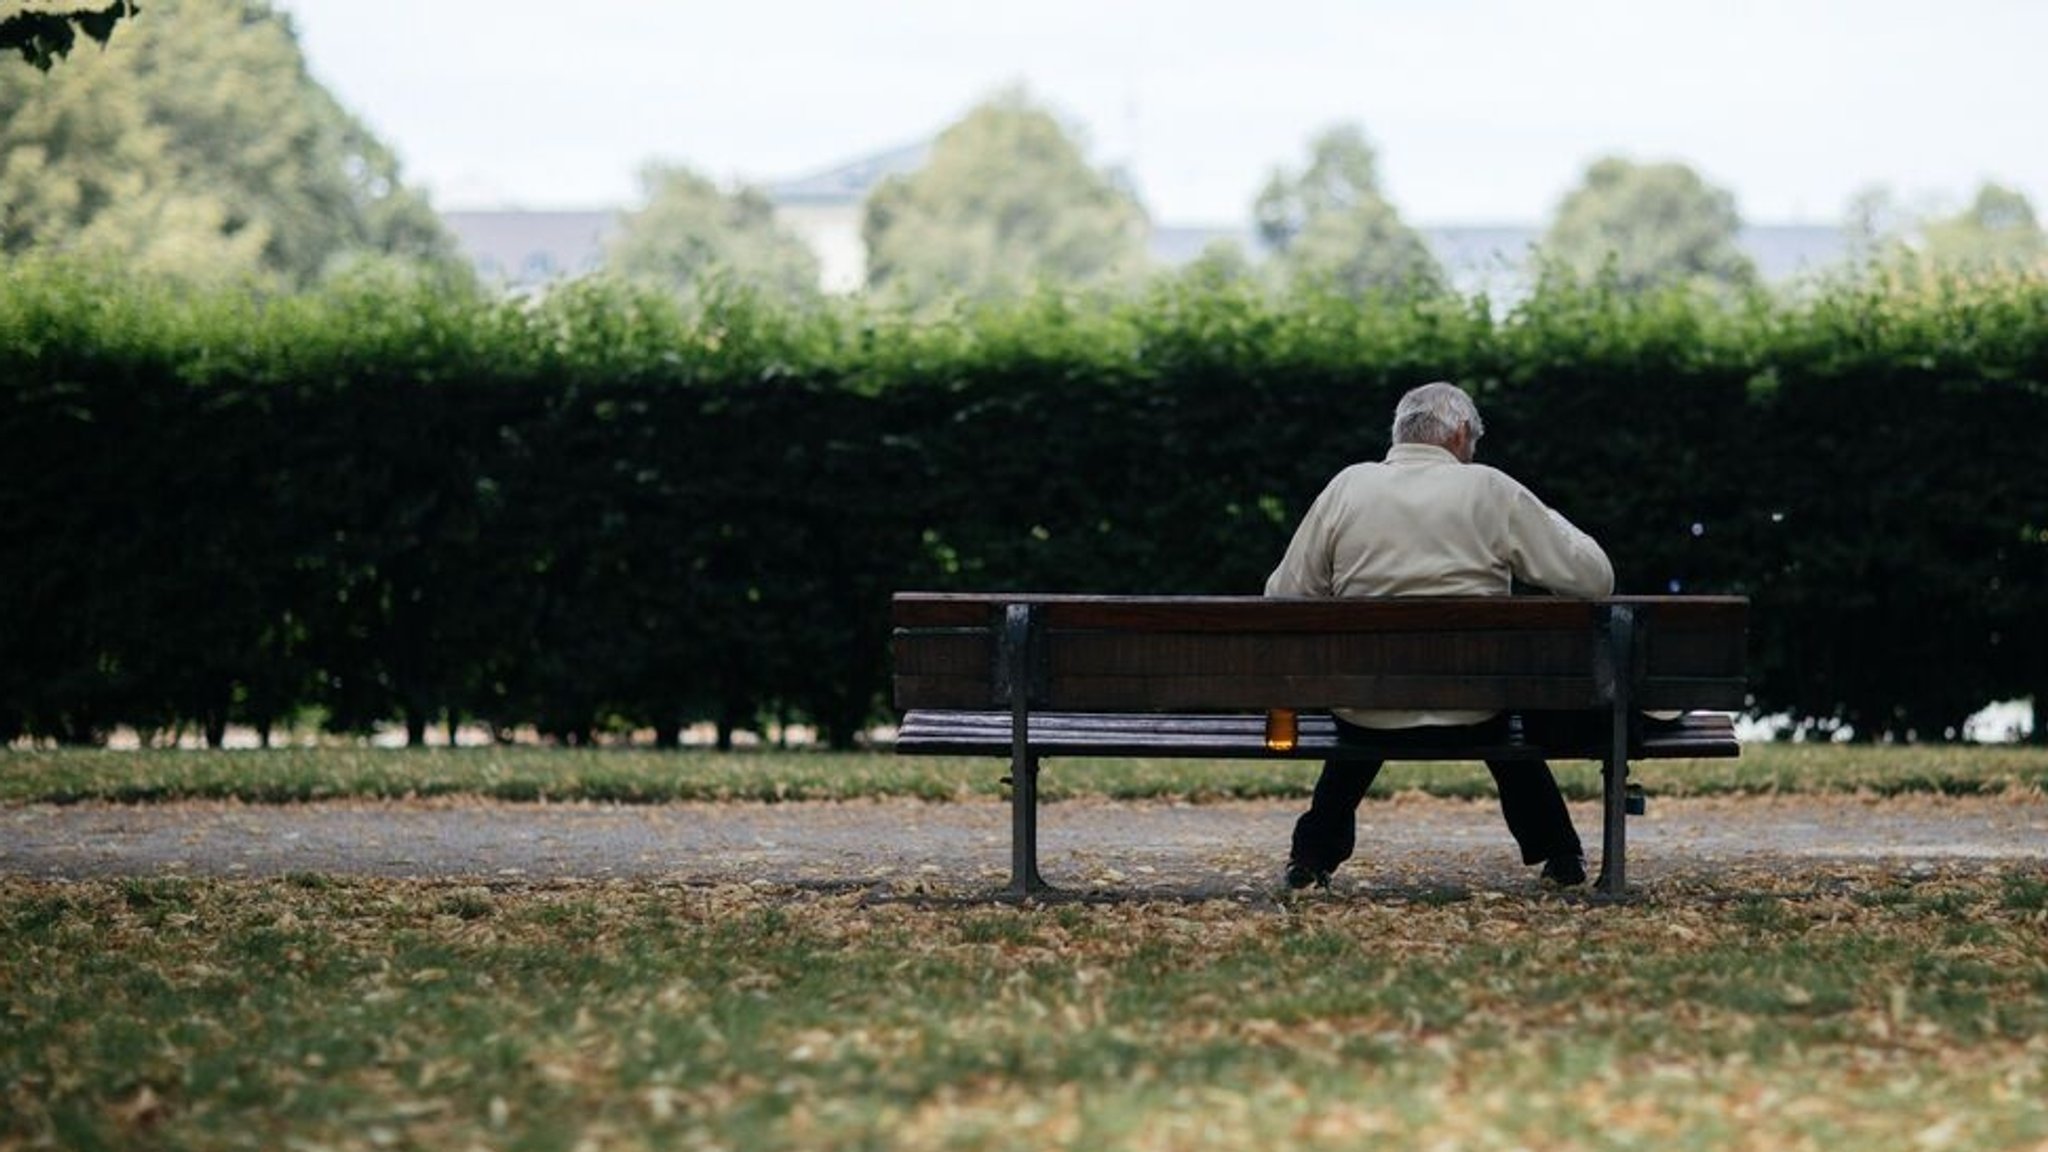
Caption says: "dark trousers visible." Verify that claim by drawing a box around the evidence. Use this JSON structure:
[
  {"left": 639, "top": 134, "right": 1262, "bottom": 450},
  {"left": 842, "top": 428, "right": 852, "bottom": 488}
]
[{"left": 1289, "top": 713, "right": 1596, "bottom": 874}]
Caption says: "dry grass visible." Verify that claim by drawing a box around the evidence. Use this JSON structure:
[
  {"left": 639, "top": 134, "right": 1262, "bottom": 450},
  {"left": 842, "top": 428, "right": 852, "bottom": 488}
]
[
  {"left": 1, "top": 740, "right": 2043, "bottom": 806},
  {"left": 4, "top": 862, "right": 2044, "bottom": 1150}
]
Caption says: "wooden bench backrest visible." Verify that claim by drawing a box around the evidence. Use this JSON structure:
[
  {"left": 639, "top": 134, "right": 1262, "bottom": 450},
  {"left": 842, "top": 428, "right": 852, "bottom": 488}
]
[{"left": 892, "top": 594, "right": 1748, "bottom": 714}]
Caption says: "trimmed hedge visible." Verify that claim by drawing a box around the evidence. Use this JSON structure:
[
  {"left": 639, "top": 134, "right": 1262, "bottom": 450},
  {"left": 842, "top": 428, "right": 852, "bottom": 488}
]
[{"left": 3, "top": 261, "right": 2044, "bottom": 746}]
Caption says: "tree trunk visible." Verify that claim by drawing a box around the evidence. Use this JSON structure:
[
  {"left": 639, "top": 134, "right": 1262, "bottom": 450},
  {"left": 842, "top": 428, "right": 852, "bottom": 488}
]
[
  {"left": 405, "top": 709, "right": 428, "bottom": 747},
  {"left": 654, "top": 722, "right": 681, "bottom": 750},
  {"left": 58, "top": 712, "right": 105, "bottom": 747}
]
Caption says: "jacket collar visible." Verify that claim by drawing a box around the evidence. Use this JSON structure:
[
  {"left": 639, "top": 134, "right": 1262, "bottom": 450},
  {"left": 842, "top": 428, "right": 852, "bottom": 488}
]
[{"left": 1383, "top": 442, "right": 1460, "bottom": 465}]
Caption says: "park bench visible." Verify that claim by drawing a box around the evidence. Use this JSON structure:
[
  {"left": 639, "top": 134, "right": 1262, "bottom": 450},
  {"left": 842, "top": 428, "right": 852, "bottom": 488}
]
[{"left": 891, "top": 593, "right": 1748, "bottom": 897}]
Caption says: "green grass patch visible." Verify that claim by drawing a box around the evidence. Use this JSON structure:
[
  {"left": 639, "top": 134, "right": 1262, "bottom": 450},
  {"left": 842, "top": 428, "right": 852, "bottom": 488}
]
[
  {"left": 3, "top": 868, "right": 2044, "bottom": 1150},
  {"left": 1, "top": 741, "right": 2045, "bottom": 807}
]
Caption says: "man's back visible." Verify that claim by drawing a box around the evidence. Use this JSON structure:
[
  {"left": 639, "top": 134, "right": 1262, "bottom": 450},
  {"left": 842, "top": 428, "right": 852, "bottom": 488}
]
[{"left": 1266, "top": 442, "right": 1613, "bottom": 602}]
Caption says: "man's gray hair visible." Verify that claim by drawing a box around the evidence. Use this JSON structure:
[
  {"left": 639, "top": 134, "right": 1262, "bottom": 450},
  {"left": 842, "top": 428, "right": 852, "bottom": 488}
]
[{"left": 1391, "top": 381, "right": 1484, "bottom": 447}]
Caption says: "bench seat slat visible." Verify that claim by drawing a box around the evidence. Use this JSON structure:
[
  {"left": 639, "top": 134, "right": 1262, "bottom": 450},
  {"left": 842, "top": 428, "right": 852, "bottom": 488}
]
[{"left": 896, "top": 709, "right": 1739, "bottom": 762}]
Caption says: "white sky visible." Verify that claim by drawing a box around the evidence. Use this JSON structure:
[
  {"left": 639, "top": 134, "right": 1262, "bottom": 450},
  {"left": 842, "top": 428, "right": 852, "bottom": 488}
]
[{"left": 276, "top": 0, "right": 2045, "bottom": 226}]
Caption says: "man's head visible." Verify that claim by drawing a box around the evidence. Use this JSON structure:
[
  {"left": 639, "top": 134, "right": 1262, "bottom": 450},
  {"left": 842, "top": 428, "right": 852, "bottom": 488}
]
[{"left": 1391, "top": 381, "right": 1484, "bottom": 462}]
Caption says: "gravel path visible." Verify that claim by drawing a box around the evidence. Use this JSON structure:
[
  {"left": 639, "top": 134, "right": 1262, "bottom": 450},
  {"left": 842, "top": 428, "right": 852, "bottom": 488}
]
[{"left": 4, "top": 793, "right": 2043, "bottom": 897}]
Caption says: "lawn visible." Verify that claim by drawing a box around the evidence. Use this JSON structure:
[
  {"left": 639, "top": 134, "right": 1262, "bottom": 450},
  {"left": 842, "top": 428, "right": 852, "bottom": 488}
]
[
  {"left": 2, "top": 743, "right": 2045, "bottom": 1150},
  {"left": 1, "top": 740, "right": 2044, "bottom": 806},
  {"left": 3, "top": 868, "right": 2044, "bottom": 1151}
]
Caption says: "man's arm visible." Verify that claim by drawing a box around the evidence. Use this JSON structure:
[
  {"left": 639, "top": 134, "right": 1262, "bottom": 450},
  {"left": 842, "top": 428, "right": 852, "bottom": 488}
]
[
  {"left": 1502, "top": 484, "right": 1614, "bottom": 598},
  {"left": 1264, "top": 483, "right": 1337, "bottom": 597}
]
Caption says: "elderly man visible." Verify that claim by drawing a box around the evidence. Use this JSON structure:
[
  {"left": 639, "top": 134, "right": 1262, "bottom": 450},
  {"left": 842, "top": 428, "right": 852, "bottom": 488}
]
[{"left": 1265, "top": 381, "right": 1614, "bottom": 889}]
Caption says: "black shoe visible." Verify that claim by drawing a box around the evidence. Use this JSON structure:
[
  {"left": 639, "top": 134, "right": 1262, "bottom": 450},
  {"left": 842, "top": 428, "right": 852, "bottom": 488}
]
[
  {"left": 1540, "top": 853, "right": 1587, "bottom": 888},
  {"left": 1285, "top": 862, "right": 1332, "bottom": 891}
]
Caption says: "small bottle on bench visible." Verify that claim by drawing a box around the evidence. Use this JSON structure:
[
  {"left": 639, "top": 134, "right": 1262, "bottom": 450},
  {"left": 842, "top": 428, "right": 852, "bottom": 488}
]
[{"left": 1265, "top": 708, "right": 1298, "bottom": 752}]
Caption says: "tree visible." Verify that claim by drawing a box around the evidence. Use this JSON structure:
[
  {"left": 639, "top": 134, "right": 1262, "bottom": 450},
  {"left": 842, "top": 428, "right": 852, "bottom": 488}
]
[
  {"left": 1837, "top": 182, "right": 2045, "bottom": 277},
  {"left": 1172, "top": 238, "right": 1258, "bottom": 290},
  {"left": 1254, "top": 124, "right": 1443, "bottom": 297},
  {"left": 1840, "top": 184, "right": 1916, "bottom": 265},
  {"left": 862, "top": 88, "right": 1149, "bottom": 306},
  {"left": 605, "top": 164, "right": 820, "bottom": 299},
  {"left": 1540, "top": 156, "right": 1755, "bottom": 293},
  {"left": 0, "top": 0, "right": 458, "bottom": 287},
  {"left": 1920, "top": 182, "right": 2046, "bottom": 270},
  {"left": 1, "top": 1, "right": 135, "bottom": 70}
]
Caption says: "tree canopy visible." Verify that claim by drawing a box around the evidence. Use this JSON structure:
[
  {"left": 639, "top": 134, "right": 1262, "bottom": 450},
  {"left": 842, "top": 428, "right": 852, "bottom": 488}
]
[
  {"left": 0, "top": 1, "right": 136, "bottom": 70},
  {"left": 1840, "top": 182, "right": 2045, "bottom": 275},
  {"left": 605, "top": 164, "right": 821, "bottom": 300},
  {"left": 0, "top": 0, "right": 458, "bottom": 287},
  {"left": 861, "top": 89, "right": 1150, "bottom": 307},
  {"left": 1920, "top": 182, "right": 2046, "bottom": 270},
  {"left": 1540, "top": 156, "right": 1755, "bottom": 293},
  {"left": 1253, "top": 124, "right": 1443, "bottom": 297}
]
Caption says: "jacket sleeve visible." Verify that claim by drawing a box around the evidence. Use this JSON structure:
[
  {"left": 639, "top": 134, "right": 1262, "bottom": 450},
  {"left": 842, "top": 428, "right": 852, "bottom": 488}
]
[
  {"left": 1501, "top": 482, "right": 1614, "bottom": 598},
  {"left": 1264, "top": 481, "right": 1337, "bottom": 597}
]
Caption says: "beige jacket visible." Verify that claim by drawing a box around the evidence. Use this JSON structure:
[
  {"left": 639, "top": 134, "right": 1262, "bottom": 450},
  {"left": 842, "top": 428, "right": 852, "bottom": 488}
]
[{"left": 1264, "top": 442, "right": 1615, "bottom": 728}]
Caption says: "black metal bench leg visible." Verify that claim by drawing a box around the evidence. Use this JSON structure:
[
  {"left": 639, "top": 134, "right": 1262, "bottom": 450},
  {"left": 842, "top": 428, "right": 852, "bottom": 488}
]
[
  {"left": 1598, "top": 748, "right": 1627, "bottom": 895},
  {"left": 1008, "top": 752, "right": 1051, "bottom": 898},
  {"left": 1597, "top": 605, "right": 1633, "bottom": 896},
  {"left": 1000, "top": 602, "right": 1052, "bottom": 899}
]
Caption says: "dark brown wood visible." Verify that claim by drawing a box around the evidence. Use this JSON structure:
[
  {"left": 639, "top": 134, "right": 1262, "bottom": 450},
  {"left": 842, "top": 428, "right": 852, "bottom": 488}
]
[
  {"left": 1048, "top": 630, "right": 1597, "bottom": 675},
  {"left": 891, "top": 596, "right": 997, "bottom": 627},
  {"left": 893, "top": 593, "right": 1748, "bottom": 714},
  {"left": 894, "top": 592, "right": 1744, "bottom": 631},
  {"left": 890, "top": 631, "right": 991, "bottom": 675},
  {"left": 897, "top": 593, "right": 1603, "bottom": 633},
  {"left": 1043, "top": 673, "right": 1608, "bottom": 711},
  {"left": 1041, "top": 597, "right": 1597, "bottom": 634}
]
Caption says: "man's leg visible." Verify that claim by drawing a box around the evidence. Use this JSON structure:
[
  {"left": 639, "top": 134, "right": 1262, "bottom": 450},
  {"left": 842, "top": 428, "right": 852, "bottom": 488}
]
[
  {"left": 1483, "top": 757, "right": 1585, "bottom": 882},
  {"left": 1288, "top": 757, "right": 1384, "bottom": 881}
]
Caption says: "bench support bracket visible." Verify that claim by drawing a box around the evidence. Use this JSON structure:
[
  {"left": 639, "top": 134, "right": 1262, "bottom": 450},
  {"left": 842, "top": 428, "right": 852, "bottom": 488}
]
[
  {"left": 1597, "top": 604, "right": 1636, "bottom": 896},
  {"left": 1003, "top": 604, "right": 1052, "bottom": 897}
]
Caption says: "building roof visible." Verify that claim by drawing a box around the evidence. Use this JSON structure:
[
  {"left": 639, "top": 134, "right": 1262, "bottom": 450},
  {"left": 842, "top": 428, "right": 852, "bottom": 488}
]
[{"left": 764, "top": 141, "right": 933, "bottom": 206}]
